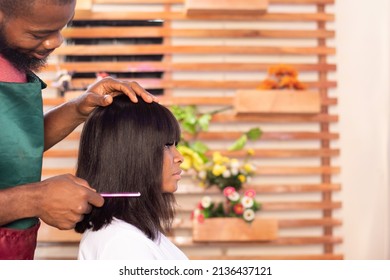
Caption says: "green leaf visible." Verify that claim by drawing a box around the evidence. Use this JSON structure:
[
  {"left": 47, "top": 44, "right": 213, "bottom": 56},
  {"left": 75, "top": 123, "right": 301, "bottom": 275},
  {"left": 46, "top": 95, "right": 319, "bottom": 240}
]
[
  {"left": 191, "top": 141, "right": 209, "bottom": 155},
  {"left": 246, "top": 127, "right": 262, "bottom": 140},
  {"left": 198, "top": 114, "right": 212, "bottom": 131},
  {"left": 228, "top": 134, "right": 248, "bottom": 151},
  {"left": 183, "top": 122, "right": 196, "bottom": 134}
]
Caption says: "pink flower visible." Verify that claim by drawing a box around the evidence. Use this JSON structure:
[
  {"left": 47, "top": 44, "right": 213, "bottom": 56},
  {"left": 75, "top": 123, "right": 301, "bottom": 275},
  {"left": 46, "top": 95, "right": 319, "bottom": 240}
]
[
  {"left": 244, "top": 189, "right": 256, "bottom": 198},
  {"left": 223, "top": 186, "right": 236, "bottom": 197},
  {"left": 197, "top": 213, "right": 205, "bottom": 223},
  {"left": 227, "top": 191, "right": 240, "bottom": 202}
]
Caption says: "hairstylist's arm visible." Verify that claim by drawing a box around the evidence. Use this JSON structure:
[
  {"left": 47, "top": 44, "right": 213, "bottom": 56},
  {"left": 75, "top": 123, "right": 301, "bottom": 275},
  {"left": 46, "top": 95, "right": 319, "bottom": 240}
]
[
  {"left": 0, "top": 174, "right": 104, "bottom": 229},
  {"left": 43, "top": 77, "right": 158, "bottom": 151}
]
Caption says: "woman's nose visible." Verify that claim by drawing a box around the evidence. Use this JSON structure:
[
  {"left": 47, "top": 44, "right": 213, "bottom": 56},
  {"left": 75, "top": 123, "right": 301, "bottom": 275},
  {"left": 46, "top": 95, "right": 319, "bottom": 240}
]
[{"left": 175, "top": 148, "right": 184, "bottom": 163}]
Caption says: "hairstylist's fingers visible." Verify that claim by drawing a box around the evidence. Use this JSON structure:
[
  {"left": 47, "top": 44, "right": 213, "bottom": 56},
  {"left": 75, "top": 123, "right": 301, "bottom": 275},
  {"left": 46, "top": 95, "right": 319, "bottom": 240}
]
[
  {"left": 70, "top": 175, "right": 104, "bottom": 208},
  {"left": 86, "top": 189, "right": 105, "bottom": 208},
  {"left": 71, "top": 175, "right": 93, "bottom": 189},
  {"left": 126, "top": 81, "right": 157, "bottom": 103}
]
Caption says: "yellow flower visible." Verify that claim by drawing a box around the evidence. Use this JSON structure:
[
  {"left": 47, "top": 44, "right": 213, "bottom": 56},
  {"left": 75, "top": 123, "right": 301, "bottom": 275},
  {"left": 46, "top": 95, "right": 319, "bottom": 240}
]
[
  {"left": 212, "top": 164, "right": 227, "bottom": 176},
  {"left": 177, "top": 145, "right": 205, "bottom": 171},
  {"left": 238, "top": 174, "right": 246, "bottom": 183},
  {"left": 247, "top": 149, "right": 255, "bottom": 156},
  {"left": 243, "top": 163, "right": 254, "bottom": 173},
  {"left": 181, "top": 155, "right": 192, "bottom": 171},
  {"left": 212, "top": 152, "right": 224, "bottom": 164}
]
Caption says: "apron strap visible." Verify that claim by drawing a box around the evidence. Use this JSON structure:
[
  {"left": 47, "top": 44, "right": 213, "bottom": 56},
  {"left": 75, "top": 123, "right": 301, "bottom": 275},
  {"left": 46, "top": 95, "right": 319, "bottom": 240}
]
[{"left": 0, "top": 221, "right": 40, "bottom": 260}]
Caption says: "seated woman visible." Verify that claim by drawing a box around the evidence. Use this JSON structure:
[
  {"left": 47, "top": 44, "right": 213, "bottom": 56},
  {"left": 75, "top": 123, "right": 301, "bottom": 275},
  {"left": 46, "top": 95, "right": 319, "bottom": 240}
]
[{"left": 75, "top": 95, "right": 187, "bottom": 260}]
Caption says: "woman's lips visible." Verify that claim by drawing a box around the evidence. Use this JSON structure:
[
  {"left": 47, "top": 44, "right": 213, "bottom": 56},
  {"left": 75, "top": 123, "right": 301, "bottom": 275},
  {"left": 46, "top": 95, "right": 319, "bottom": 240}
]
[{"left": 173, "top": 170, "right": 182, "bottom": 180}]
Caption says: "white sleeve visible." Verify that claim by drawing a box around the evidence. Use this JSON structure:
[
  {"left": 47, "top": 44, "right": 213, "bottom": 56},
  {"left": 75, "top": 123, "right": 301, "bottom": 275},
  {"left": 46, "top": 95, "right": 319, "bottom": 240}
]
[{"left": 98, "top": 231, "right": 157, "bottom": 260}]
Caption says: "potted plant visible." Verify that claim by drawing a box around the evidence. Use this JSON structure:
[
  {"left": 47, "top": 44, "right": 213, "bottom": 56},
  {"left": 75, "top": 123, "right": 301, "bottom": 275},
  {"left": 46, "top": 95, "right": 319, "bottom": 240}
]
[
  {"left": 191, "top": 187, "right": 278, "bottom": 242},
  {"left": 171, "top": 105, "right": 278, "bottom": 242}
]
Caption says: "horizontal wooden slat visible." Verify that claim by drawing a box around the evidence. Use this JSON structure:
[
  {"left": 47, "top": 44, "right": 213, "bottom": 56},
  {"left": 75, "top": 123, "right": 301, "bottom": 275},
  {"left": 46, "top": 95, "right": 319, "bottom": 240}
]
[
  {"left": 177, "top": 201, "right": 341, "bottom": 212},
  {"left": 43, "top": 98, "right": 338, "bottom": 123},
  {"left": 42, "top": 166, "right": 340, "bottom": 177},
  {"left": 93, "top": 0, "right": 183, "bottom": 4},
  {"left": 74, "top": 11, "right": 334, "bottom": 22},
  {"left": 278, "top": 218, "right": 342, "bottom": 228},
  {"left": 43, "top": 62, "right": 337, "bottom": 72},
  {"left": 256, "top": 166, "right": 340, "bottom": 175},
  {"left": 44, "top": 94, "right": 337, "bottom": 112},
  {"left": 44, "top": 150, "right": 79, "bottom": 157},
  {"left": 212, "top": 113, "right": 338, "bottom": 123},
  {"left": 175, "top": 217, "right": 341, "bottom": 230},
  {"left": 194, "top": 131, "right": 339, "bottom": 141},
  {"left": 60, "top": 78, "right": 337, "bottom": 91},
  {"left": 173, "top": 236, "right": 342, "bottom": 246},
  {"left": 63, "top": 27, "right": 335, "bottom": 39},
  {"left": 54, "top": 45, "right": 335, "bottom": 56},
  {"left": 45, "top": 129, "right": 339, "bottom": 143},
  {"left": 93, "top": 0, "right": 335, "bottom": 4},
  {"left": 245, "top": 183, "right": 341, "bottom": 193},
  {"left": 44, "top": 148, "right": 339, "bottom": 158},
  {"left": 175, "top": 183, "right": 341, "bottom": 195}
]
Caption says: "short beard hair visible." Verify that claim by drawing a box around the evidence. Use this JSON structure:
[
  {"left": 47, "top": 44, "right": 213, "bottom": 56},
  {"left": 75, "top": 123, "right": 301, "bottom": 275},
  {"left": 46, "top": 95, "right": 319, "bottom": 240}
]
[{"left": 0, "top": 25, "right": 47, "bottom": 73}]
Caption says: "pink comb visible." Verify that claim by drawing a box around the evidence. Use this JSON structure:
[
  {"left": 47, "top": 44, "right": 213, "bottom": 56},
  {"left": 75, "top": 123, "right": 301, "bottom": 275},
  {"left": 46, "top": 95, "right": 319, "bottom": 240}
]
[{"left": 100, "top": 192, "right": 141, "bottom": 198}]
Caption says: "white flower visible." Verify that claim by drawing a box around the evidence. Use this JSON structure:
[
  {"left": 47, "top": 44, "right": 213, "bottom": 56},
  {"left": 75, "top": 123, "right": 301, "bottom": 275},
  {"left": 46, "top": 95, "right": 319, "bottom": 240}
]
[
  {"left": 231, "top": 167, "right": 239, "bottom": 176},
  {"left": 222, "top": 169, "right": 231, "bottom": 178},
  {"left": 243, "top": 209, "right": 255, "bottom": 222},
  {"left": 193, "top": 208, "right": 201, "bottom": 217},
  {"left": 198, "top": 170, "right": 207, "bottom": 180},
  {"left": 241, "top": 196, "right": 254, "bottom": 208},
  {"left": 230, "top": 159, "right": 240, "bottom": 169},
  {"left": 201, "top": 196, "right": 212, "bottom": 208},
  {"left": 228, "top": 191, "right": 240, "bottom": 202}
]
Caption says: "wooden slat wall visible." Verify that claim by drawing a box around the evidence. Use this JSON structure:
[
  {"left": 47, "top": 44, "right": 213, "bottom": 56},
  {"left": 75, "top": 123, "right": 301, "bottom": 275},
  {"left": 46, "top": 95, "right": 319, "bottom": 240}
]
[{"left": 37, "top": 0, "right": 341, "bottom": 260}]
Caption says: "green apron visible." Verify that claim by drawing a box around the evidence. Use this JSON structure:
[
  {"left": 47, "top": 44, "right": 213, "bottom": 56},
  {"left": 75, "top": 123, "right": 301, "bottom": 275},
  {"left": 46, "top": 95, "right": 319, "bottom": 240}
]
[{"left": 0, "top": 73, "right": 46, "bottom": 229}]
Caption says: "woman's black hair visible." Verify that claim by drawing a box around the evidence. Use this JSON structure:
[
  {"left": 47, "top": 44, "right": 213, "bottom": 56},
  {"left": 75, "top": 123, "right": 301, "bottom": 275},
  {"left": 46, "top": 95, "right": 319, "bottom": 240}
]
[{"left": 75, "top": 95, "right": 181, "bottom": 240}]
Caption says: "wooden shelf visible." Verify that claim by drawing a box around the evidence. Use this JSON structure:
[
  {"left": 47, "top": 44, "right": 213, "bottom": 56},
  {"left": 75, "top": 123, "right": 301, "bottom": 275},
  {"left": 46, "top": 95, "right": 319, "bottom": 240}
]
[
  {"left": 235, "top": 90, "right": 321, "bottom": 114},
  {"left": 192, "top": 218, "right": 278, "bottom": 242},
  {"left": 185, "top": 0, "right": 269, "bottom": 16}
]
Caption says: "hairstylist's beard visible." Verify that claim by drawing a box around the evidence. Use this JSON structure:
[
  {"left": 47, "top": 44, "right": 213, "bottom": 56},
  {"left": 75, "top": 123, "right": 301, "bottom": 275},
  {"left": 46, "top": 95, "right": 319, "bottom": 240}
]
[{"left": 0, "top": 28, "right": 47, "bottom": 73}]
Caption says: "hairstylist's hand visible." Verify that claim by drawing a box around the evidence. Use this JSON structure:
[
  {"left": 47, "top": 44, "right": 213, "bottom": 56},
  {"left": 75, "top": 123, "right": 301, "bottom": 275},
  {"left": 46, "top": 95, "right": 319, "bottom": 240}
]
[
  {"left": 36, "top": 174, "right": 104, "bottom": 230},
  {"left": 74, "top": 77, "right": 158, "bottom": 117}
]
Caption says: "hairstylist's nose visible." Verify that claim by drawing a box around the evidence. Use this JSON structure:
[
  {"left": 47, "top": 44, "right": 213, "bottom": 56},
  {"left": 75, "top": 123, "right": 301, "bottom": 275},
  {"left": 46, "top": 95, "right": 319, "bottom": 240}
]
[{"left": 44, "top": 32, "right": 64, "bottom": 50}]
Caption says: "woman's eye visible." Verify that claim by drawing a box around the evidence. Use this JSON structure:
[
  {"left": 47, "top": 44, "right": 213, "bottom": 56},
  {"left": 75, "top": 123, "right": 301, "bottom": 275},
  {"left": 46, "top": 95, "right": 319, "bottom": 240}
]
[{"left": 165, "top": 142, "right": 174, "bottom": 148}]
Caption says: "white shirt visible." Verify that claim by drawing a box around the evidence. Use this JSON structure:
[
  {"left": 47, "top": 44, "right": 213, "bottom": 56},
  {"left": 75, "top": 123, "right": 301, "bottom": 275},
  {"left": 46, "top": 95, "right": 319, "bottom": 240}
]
[{"left": 78, "top": 218, "right": 188, "bottom": 260}]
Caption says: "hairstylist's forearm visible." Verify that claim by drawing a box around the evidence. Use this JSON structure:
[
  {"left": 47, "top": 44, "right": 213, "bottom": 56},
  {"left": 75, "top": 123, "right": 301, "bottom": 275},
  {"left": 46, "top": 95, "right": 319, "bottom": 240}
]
[
  {"left": 0, "top": 183, "right": 40, "bottom": 226},
  {"left": 44, "top": 100, "right": 86, "bottom": 151}
]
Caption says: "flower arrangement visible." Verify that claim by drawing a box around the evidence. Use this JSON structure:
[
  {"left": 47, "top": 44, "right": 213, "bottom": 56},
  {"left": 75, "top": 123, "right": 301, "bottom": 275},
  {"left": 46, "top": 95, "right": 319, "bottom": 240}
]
[
  {"left": 257, "top": 64, "right": 307, "bottom": 90},
  {"left": 171, "top": 105, "right": 261, "bottom": 189},
  {"left": 193, "top": 187, "right": 261, "bottom": 223},
  {"left": 171, "top": 105, "right": 262, "bottom": 224},
  {"left": 196, "top": 151, "right": 256, "bottom": 192}
]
